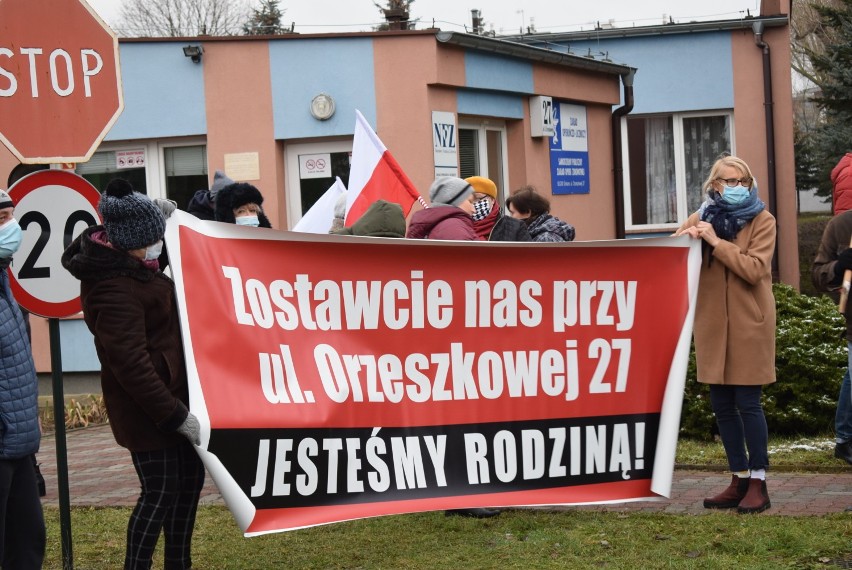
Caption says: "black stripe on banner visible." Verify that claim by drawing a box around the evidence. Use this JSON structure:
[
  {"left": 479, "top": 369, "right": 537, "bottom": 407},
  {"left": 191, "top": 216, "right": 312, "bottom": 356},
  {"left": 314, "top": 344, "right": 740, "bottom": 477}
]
[{"left": 208, "top": 413, "right": 659, "bottom": 510}]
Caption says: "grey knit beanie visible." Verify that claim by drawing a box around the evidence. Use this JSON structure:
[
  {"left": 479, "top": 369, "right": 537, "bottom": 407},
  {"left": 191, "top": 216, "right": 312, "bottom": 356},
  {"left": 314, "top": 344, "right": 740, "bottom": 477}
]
[
  {"left": 429, "top": 176, "right": 473, "bottom": 207},
  {"left": 98, "top": 179, "right": 166, "bottom": 251},
  {"left": 209, "top": 170, "right": 235, "bottom": 199}
]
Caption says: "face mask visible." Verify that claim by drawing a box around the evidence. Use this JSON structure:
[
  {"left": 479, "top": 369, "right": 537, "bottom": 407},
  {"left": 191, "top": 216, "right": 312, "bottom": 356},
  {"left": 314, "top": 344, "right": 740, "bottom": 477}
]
[
  {"left": 472, "top": 197, "right": 493, "bottom": 221},
  {"left": 235, "top": 215, "right": 260, "bottom": 227},
  {"left": 144, "top": 240, "right": 163, "bottom": 261},
  {"left": 0, "top": 218, "right": 22, "bottom": 259},
  {"left": 720, "top": 185, "right": 751, "bottom": 205}
]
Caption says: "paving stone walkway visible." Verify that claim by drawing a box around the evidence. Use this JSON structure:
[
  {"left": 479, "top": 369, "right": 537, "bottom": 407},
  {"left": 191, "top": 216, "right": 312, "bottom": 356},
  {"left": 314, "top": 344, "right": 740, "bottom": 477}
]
[{"left": 37, "top": 425, "right": 852, "bottom": 515}]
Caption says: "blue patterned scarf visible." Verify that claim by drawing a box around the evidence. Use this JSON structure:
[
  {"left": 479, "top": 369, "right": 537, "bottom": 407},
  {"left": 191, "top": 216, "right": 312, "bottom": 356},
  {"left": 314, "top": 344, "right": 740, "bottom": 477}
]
[{"left": 697, "top": 185, "right": 765, "bottom": 241}]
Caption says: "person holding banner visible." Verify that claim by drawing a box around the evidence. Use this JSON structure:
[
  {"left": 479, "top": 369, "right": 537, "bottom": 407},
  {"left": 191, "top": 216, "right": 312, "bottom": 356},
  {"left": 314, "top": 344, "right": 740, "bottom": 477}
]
[
  {"left": 406, "top": 176, "right": 477, "bottom": 240},
  {"left": 465, "top": 176, "right": 531, "bottom": 242},
  {"left": 505, "top": 186, "right": 576, "bottom": 242},
  {"left": 62, "top": 179, "right": 206, "bottom": 569},
  {"left": 0, "top": 187, "right": 46, "bottom": 569},
  {"left": 812, "top": 153, "right": 852, "bottom": 471},
  {"left": 675, "top": 155, "right": 775, "bottom": 514}
]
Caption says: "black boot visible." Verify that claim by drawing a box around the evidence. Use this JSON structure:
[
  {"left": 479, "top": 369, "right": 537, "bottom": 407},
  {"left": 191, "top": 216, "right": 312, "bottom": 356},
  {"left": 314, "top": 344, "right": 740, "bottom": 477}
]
[
  {"left": 703, "top": 475, "right": 749, "bottom": 509},
  {"left": 445, "top": 508, "right": 500, "bottom": 518}
]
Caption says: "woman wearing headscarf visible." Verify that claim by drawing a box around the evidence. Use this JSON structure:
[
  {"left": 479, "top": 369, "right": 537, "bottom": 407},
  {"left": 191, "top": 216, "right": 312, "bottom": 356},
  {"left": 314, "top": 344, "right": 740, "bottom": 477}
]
[{"left": 675, "top": 155, "right": 775, "bottom": 514}]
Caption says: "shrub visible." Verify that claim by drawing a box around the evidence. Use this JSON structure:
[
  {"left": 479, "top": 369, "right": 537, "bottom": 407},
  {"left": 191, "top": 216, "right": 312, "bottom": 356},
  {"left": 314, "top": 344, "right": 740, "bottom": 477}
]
[
  {"left": 39, "top": 395, "right": 108, "bottom": 433},
  {"left": 680, "top": 283, "right": 846, "bottom": 438}
]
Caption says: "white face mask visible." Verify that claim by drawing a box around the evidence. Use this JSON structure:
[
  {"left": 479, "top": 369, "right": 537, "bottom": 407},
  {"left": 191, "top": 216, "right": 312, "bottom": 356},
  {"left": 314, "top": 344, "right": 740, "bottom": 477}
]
[
  {"left": 235, "top": 215, "right": 260, "bottom": 227},
  {"left": 144, "top": 240, "right": 163, "bottom": 261}
]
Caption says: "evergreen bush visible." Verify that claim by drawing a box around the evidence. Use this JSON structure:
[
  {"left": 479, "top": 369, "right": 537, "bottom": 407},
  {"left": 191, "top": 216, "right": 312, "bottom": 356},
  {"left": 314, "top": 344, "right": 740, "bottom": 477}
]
[{"left": 679, "top": 283, "right": 846, "bottom": 438}]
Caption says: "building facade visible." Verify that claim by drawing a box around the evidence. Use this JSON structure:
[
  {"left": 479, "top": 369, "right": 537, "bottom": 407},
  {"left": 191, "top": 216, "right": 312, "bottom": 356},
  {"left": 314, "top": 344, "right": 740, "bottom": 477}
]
[{"left": 0, "top": 2, "right": 795, "bottom": 373}]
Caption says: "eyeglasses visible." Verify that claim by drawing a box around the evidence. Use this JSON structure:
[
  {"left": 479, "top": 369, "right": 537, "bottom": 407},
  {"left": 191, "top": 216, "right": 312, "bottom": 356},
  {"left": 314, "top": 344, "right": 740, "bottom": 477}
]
[{"left": 716, "top": 177, "right": 752, "bottom": 188}]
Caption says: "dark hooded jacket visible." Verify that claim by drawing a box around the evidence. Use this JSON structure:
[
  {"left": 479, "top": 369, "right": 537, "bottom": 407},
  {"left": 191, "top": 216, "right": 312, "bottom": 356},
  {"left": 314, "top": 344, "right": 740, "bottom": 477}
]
[
  {"left": 527, "top": 213, "right": 576, "bottom": 242},
  {"left": 61, "top": 226, "right": 190, "bottom": 452},
  {"left": 187, "top": 189, "right": 215, "bottom": 221},
  {"left": 333, "top": 200, "right": 406, "bottom": 238},
  {"left": 406, "top": 206, "right": 477, "bottom": 241}
]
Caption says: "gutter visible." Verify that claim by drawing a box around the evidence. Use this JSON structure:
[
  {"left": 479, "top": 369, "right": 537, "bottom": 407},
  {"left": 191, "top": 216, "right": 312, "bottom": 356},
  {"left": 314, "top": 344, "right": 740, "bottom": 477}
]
[
  {"left": 612, "top": 69, "right": 636, "bottom": 239},
  {"left": 753, "top": 21, "right": 780, "bottom": 280}
]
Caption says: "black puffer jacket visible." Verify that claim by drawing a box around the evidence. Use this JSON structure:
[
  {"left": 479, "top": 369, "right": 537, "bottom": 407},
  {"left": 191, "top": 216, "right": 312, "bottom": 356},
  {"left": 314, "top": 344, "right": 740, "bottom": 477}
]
[{"left": 61, "top": 226, "right": 190, "bottom": 452}]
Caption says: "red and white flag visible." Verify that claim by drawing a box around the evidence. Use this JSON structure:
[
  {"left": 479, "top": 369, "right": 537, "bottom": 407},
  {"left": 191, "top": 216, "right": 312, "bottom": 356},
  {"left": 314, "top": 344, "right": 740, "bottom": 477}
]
[{"left": 345, "top": 110, "right": 425, "bottom": 225}]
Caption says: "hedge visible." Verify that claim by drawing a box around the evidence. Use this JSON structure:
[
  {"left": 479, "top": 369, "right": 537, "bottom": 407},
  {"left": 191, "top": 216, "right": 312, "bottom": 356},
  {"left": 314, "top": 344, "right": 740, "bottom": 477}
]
[{"left": 679, "top": 283, "right": 847, "bottom": 438}]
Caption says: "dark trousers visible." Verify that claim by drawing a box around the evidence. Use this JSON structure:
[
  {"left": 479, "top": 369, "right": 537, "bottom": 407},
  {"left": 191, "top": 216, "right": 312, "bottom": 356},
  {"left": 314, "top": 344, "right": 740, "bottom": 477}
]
[
  {"left": 0, "top": 454, "right": 46, "bottom": 569},
  {"left": 709, "top": 384, "right": 769, "bottom": 472},
  {"left": 126, "top": 441, "right": 205, "bottom": 570}
]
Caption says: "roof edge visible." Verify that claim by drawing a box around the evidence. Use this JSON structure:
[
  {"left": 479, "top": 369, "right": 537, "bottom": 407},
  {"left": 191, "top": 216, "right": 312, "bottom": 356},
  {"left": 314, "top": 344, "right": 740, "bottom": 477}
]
[
  {"left": 435, "top": 31, "right": 634, "bottom": 76},
  {"left": 499, "top": 15, "right": 789, "bottom": 43}
]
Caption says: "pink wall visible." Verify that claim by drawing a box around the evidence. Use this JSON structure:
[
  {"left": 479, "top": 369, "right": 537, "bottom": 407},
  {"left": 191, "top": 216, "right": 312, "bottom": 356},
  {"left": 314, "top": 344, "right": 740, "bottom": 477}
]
[
  {"left": 373, "top": 35, "right": 446, "bottom": 196},
  {"left": 732, "top": 24, "right": 798, "bottom": 287},
  {"left": 202, "top": 41, "right": 282, "bottom": 227}
]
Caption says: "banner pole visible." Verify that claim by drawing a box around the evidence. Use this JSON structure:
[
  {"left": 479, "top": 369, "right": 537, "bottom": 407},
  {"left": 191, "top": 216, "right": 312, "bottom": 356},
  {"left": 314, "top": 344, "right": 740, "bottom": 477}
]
[{"left": 49, "top": 318, "right": 74, "bottom": 570}]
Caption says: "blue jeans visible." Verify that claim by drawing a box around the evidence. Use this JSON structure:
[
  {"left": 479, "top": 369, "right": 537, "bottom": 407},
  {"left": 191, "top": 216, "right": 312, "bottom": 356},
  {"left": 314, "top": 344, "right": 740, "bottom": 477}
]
[
  {"left": 837, "top": 346, "right": 852, "bottom": 443},
  {"left": 708, "top": 384, "right": 769, "bottom": 472}
]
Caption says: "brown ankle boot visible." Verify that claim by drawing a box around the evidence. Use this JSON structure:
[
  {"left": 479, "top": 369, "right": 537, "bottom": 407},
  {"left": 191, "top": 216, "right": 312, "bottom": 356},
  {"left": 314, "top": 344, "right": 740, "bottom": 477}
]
[
  {"left": 703, "top": 475, "right": 750, "bottom": 509},
  {"left": 737, "top": 478, "right": 771, "bottom": 514}
]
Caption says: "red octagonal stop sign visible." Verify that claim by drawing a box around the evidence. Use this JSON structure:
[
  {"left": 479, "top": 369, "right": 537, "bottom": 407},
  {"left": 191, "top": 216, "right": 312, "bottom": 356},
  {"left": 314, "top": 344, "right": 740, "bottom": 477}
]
[{"left": 0, "top": 0, "right": 123, "bottom": 164}]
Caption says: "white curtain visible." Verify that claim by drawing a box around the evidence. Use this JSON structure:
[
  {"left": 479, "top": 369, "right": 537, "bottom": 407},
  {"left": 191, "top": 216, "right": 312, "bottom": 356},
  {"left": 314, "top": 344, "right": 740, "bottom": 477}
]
[
  {"left": 645, "top": 117, "right": 676, "bottom": 224},
  {"left": 683, "top": 116, "right": 730, "bottom": 213}
]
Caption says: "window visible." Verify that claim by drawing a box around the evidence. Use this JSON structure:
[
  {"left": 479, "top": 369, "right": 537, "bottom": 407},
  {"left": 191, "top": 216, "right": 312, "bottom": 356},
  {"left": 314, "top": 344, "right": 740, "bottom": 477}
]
[
  {"left": 284, "top": 140, "right": 353, "bottom": 229},
  {"left": 164, "top": 145, "right": 208, "bottom": 211},
  {"left": 77, "top": 150, "right": 148, "bottom": 195},
  {"left": 623, "top": 112, "right": 733, "bottom": 231},
  {"left": 458, "top": 120, "right": 509, "bottom": 202}
]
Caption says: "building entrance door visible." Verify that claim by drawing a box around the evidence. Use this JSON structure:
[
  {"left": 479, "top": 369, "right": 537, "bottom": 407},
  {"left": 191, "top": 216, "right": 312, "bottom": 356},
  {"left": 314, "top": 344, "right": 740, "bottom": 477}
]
[{"left": 285, "top": 139, "right": 353, "bottom": 229}]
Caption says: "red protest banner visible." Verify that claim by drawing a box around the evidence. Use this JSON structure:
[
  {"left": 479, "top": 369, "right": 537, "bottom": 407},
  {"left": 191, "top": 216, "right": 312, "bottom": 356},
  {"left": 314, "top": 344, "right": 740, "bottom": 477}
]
[{"left": 166, "top": 212, "right": 700, "bottom": 536}]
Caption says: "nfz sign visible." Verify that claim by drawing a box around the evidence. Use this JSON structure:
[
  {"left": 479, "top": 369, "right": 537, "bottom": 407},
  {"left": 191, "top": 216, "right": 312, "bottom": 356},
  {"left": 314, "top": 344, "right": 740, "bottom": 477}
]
[{"left": 432, "top": 111, "right": 458, "bottom": 176}]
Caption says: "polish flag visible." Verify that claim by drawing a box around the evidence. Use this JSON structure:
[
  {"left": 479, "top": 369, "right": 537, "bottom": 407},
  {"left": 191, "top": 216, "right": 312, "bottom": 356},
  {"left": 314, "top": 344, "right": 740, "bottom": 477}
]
[
  {"left": 345, "top": 110, "right": 425, "bottom": 225},
  {"left": 292, "top": 177, "right": 346, "bottom": 234}
]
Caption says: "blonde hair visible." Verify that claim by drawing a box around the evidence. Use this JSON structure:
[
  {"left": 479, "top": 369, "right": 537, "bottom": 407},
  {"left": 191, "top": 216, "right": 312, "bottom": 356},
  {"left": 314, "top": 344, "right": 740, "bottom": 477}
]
[{"left": 702, "top": 155, "right": 755, "bottom": 192}]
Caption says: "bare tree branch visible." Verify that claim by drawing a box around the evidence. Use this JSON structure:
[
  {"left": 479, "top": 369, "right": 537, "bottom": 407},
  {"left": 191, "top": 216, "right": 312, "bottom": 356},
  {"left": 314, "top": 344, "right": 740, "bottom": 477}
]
[{"left": 116, "top": 0, "right": 251, "bottom": 37}]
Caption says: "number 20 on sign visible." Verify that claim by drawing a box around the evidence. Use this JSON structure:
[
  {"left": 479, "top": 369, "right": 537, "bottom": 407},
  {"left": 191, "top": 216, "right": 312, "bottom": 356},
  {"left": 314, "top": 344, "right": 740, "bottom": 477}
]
[{"left": 8, "top": 170, "right": 101, "bottom": 318}]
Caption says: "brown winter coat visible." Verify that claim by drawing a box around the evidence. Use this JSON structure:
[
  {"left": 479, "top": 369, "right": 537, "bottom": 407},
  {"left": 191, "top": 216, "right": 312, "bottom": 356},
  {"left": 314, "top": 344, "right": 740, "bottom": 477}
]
[
  {"left": 678, "top": 209, "right": 777, "bottom": 386},
  {"left": 811, "top": 209, "right": 852, "bottom": 339},
  {"left": 61, "top": 227, "right": 190, "bottom": 452}
]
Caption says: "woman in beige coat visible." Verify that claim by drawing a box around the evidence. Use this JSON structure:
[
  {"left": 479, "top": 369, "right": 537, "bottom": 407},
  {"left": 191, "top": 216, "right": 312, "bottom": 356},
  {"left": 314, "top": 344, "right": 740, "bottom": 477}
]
[{"left": 676, "top": 155, "right": 776, "bottom": 514}]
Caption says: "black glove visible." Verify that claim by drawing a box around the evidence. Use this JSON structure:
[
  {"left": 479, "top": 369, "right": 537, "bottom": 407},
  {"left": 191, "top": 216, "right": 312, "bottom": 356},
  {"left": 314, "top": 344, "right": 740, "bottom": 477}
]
[{"left": 836, "top": 249, "right": 852, "bottom": 280}]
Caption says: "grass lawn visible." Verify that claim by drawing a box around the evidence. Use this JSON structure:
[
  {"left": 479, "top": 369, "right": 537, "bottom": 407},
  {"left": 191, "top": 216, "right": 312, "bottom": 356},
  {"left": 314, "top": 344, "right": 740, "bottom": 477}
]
[
  {"left": 40, "top": 434, "right": 852, "bottom": 569},
  {"left": 44, "top": 506, "right": 852, "bottom": 569}
]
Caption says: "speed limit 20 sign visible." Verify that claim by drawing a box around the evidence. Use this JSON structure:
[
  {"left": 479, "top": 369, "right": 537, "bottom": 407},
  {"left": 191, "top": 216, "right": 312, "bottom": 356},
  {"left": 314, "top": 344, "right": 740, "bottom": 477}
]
[{"left": 8, "top": 169, "right": 100, "bottom": 317}]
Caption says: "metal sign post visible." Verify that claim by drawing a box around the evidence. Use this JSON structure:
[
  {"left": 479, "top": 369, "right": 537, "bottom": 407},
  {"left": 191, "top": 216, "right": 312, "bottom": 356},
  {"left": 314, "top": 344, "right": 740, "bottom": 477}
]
[{"left": 49, "top": 318, "right": 73, "bottom": 569}]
